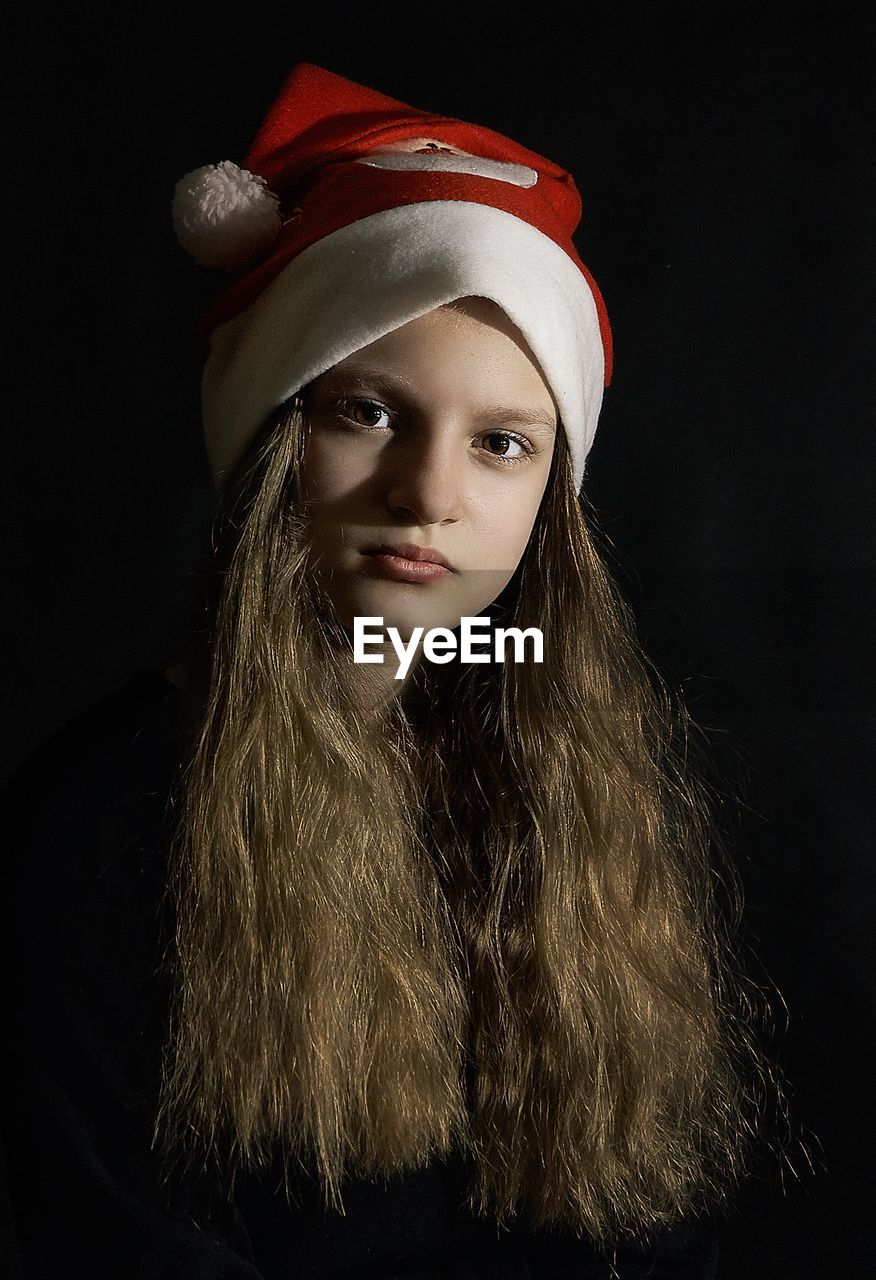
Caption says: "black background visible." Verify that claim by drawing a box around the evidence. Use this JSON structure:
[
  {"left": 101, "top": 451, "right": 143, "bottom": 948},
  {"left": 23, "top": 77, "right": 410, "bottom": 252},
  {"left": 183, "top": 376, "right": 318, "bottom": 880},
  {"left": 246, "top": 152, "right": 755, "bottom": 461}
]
[{"left": 5, "top": 4, "right": 874, "bottom": 1276}]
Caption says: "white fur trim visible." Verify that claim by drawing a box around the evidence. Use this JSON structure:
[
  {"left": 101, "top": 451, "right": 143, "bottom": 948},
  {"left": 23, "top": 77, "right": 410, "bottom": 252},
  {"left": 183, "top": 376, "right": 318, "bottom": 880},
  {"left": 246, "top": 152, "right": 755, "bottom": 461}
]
[{"left": 201, "top": 201, "right": 604, "bottom": 492}]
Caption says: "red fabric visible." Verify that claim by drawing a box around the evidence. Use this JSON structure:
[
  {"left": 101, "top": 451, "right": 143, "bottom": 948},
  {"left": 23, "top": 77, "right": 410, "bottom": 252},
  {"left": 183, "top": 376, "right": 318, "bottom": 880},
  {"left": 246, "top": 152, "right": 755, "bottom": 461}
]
[{"left": 196, "top": 63, "right": 613, "bottom": 386}]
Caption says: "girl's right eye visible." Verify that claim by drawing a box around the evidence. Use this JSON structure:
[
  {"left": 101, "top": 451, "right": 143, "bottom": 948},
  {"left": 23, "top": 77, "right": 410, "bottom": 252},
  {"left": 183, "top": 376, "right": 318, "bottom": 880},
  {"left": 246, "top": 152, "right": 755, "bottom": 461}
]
[{"left": 335, "top": 397, "right": 394, "bottom": 431}]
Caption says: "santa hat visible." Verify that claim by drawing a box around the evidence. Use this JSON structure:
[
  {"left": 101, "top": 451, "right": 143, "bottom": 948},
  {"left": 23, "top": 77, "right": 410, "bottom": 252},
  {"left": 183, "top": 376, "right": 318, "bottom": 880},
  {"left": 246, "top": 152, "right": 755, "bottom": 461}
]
[{"left": 172, "top": 63, "right": 613, "bottom": 494}]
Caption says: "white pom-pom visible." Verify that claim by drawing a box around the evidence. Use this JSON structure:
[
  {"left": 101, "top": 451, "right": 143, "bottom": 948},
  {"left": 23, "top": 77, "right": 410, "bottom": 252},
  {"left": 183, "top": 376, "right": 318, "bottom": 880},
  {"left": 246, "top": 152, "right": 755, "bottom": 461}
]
[{"left": 172, "top": 160, "right": 282, "bottom": 272}]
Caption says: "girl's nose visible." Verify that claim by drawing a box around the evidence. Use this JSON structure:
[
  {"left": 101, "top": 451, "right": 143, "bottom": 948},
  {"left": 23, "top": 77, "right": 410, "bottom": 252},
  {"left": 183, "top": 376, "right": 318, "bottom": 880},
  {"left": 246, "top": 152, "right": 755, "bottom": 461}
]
[{"left": 383, "top": 429, "right": 465, "bottom": 526}]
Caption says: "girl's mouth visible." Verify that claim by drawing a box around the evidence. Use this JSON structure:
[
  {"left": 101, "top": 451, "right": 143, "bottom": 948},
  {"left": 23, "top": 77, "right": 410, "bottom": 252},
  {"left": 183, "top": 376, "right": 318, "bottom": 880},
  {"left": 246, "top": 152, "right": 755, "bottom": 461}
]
[{"left": 360, "top": 550, "right": 452, "bottom": 583}]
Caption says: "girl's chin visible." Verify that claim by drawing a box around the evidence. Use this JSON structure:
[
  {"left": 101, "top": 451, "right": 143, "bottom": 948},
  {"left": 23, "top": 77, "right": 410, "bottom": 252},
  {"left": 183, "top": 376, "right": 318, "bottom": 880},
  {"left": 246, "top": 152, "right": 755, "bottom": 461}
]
[{"left": 330, "top": 584, "right": 469, "bottom": 633}]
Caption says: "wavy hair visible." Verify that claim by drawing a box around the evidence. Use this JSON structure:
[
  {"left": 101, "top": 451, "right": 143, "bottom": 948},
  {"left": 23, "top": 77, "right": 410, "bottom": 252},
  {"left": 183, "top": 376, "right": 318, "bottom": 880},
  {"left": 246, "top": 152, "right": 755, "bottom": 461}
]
[{"left": 153, "top": 356, "right": 785, "bottom": 1249}]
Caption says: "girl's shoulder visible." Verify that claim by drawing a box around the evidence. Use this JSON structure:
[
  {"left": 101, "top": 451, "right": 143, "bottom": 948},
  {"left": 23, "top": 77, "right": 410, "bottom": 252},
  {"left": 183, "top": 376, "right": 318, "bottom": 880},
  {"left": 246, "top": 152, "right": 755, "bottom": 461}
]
[
  {"left": 4, "top": 668, "right": 185, "bottom": 929},
  {"left": 6, "top": 665, "right": 181, "bottom": 781},
  {"left": 5, "top": 668, "right": 183, "bottom": 850}
]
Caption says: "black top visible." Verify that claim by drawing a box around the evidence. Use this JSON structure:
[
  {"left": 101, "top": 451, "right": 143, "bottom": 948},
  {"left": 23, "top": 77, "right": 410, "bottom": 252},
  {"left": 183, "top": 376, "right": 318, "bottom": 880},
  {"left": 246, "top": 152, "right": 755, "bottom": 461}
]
[{"left": 1, "top": 668, "right": 720, "bottom": 1279}]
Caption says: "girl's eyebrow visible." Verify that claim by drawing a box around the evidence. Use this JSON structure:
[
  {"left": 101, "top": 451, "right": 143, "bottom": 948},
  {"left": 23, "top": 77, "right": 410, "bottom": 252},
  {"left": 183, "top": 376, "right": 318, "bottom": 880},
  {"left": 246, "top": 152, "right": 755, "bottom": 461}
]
[{"left": 323, "top": 364, "right": 558, "bottom": 436}]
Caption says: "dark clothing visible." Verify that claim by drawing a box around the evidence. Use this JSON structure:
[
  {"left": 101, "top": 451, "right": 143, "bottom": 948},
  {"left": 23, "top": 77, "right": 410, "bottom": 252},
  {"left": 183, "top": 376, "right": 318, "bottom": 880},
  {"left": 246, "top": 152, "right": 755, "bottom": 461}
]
[{"left": 1, "top": 669, "right": 720, "bottom": 1279}]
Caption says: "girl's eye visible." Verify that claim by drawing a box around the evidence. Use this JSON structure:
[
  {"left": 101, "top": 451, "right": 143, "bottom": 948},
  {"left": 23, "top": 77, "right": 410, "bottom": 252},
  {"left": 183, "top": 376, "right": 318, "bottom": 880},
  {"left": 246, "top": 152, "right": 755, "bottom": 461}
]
[
  {"left": 332, "top": 399, "right": 530, "bottom": 465},
  {"left": 336, "top": 397, "right": 393, "bottom": 430},
  {"left": 479, "top": 430, "right": 533, "bottom": 465}
]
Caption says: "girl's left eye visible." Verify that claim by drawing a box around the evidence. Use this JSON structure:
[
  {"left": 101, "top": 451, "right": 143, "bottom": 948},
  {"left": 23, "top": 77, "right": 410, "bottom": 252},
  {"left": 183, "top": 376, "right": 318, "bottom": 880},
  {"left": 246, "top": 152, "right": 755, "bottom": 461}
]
[{"left": 479, "top": 431, "right": 532, "bottom": 464}]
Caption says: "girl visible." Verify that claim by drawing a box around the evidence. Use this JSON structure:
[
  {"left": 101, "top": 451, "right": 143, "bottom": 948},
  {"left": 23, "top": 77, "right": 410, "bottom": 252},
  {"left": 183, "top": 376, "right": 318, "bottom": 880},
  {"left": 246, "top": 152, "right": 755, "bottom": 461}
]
[{"left": 4, "top": 62, "right": 774, "bottom": 1279}]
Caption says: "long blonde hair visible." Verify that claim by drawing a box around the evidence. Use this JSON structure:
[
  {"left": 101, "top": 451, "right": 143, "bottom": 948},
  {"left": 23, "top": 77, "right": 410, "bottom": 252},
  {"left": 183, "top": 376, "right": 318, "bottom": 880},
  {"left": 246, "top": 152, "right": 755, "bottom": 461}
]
[{"left": 153, "top": 385, "right": 785, "bottom": 1248}]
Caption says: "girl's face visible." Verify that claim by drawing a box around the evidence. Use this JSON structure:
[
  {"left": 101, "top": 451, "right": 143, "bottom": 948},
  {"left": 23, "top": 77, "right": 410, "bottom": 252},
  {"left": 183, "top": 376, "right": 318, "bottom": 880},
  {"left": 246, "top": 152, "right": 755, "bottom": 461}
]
[{"left": 300, "top": 296, "right": 558, "bottom": 642}]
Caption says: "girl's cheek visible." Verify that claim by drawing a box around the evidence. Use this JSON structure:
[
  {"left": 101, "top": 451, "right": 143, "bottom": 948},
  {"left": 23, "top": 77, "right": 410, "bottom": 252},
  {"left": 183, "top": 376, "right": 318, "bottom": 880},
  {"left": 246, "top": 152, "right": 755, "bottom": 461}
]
[
  {"left": 312, "top": 435, "right": 379, "bottom": 492},
  {"left": 488, "top": 516, "right": 538, "bottom": 565}
]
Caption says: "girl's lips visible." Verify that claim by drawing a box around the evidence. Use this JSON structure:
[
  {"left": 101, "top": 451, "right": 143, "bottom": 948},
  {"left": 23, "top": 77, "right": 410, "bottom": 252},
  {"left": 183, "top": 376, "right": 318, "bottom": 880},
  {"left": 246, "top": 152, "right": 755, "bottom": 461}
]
[
  {"left": 362, "top": 541, "right": 452, "bottom": 568},
  {"left": 360, "top": 551, "right": 452, "bottom": 583}
]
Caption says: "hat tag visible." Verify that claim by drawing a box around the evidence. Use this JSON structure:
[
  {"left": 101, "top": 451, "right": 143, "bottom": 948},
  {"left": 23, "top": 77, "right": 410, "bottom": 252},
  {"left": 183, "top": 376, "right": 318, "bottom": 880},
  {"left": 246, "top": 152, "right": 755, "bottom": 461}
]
[{"left": 356, "top": 136, "right": 538, "bottom": 188}]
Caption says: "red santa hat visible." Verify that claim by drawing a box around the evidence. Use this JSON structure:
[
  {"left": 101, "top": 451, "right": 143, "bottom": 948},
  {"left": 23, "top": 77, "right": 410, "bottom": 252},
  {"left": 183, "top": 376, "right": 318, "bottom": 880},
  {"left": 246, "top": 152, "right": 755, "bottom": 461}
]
[{"left": 172, "top": 62, "right": 613, "bottom": 494}]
